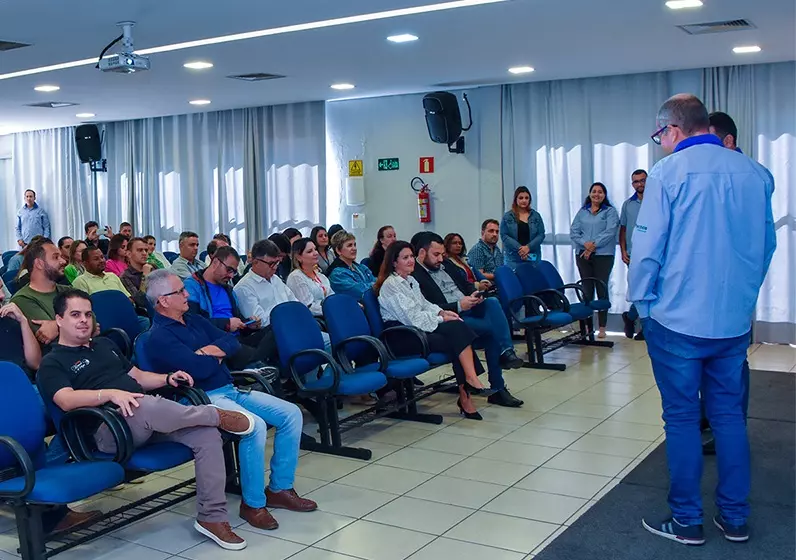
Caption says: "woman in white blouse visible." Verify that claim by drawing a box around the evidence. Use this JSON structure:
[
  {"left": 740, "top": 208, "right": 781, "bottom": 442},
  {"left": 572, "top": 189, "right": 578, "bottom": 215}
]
[
  {"left": 375, "top": 240, "right": 485, "bottom": 420},
  {"left": 286, "top": 238, "right": 334, "bottom": 316}
]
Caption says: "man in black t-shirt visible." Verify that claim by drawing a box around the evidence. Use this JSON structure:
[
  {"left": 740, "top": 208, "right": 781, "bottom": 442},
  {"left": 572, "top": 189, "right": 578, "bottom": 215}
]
[{"left": 37, "top": 289, "right": 257, "bottom": 551}]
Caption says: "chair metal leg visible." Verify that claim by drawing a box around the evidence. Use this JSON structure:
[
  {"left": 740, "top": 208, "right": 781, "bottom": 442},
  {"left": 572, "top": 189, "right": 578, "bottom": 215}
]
[
  {"left": 298, "top": 396, "right": 373, "bottom": 461},
  {"left": 529, "top": 330, "right": 566, "bottom": 371},
  {"left": 223, "top": 440, "right": 242, "bottom": 495},
  {"left": 571, "top": 317, "right": 614, "bottom": 348},
  {"left": 15, "top": 505, "right": 46, "bottom": 560},
  {"left": 386, "top": 380, "right": 443, "bottom": 425}
]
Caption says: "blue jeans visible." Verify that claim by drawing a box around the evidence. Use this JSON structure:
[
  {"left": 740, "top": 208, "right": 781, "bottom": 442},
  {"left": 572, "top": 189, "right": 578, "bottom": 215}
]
[
  {"left": 462, "top": 297, "right": 512, "bottom": 390},
  {"left": 206, "top": 384, "right": 303, "bottom": 509},
  {"left": 644, "top": 319, "right": 750, "bottom": 526}
]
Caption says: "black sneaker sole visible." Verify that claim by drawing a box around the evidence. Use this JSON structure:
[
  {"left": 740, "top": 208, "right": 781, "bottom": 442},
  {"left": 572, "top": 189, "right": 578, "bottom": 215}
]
[
  {"left": 622, "top": 313, "right": 635, "bottom": 339},
  {"left": 713, "top": 517, "right": 749, "bottom": 542},
  {"left": 642, "top": 519, "right": 706, "bottom": 546}
]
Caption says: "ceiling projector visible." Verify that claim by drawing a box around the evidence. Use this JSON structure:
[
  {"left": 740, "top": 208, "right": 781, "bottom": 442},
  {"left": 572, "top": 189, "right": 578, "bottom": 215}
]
[{"left": 97, "top": 21, "right": 150, "bottom": 74}]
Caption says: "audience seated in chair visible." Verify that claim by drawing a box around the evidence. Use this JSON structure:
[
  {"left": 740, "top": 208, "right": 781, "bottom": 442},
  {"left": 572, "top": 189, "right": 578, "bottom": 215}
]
[
  {"left": 170, "top": 231, "right": 207, "bottom": 280},
  {"left": 119, "top": 221, "right": 134, "bottom": 239},
  {"left": 84, "top": 221, "right": 110, "bottom": 256},
  {"left": 327, "top": 231, "right": 376, "bottom": 301},
  {"left": 185, "top": 246, "right": 280, "bottom": 370},
  {"left": 375, "top": 240, "right": 486, "bottom": 420},
  {"left": 310, "top": 226, "right": 334, "bottom": 274},
  {"left": 412, "top": 232, "right": 524, "bottom": 408},
  {"left": 444, "top": 232, "right": 487, "bottom": 286},
  {"left": 267, "top": 233, "right": 293, "bottom": 282},
  {"left": 144, "top": 270, "right": 319, "bottom": 531},
  {"left": 204, "top": 234, "right": 246, "bottom": 278},
  {"left": 64, "top": 240, "right": 88, "bottom": 284},
  {"left": 104, "top": 234, "right": 130, "bottom": 277},
  {"left": 121, "top": 237, "right": 155, "bottom": 311},
  {"left": 367, "top": 225, "right": 396, "bottom": 276},
  {"left": 143, "top": 235, "right": 170, "bottom": 270},
  {"left": 56, "top": 236, "right": 73, "bottom": 263},
  {"left": 286, "top": 238, "right": 335, "bottom": 317},
  {"left": 38, "top": 289, "right": 254, "bottom": 550}
]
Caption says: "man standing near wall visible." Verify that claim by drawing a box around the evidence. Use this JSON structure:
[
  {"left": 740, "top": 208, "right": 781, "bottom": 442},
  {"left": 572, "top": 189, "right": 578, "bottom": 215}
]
[
  {"left": 619, "top": 169, "right": 647, "bottom": 341},
  {"left": 631, "top": 94, "right": 776, "bottom": 545},
  {"left": 16, "top": 189, "right": 51, "bottom": 248}
]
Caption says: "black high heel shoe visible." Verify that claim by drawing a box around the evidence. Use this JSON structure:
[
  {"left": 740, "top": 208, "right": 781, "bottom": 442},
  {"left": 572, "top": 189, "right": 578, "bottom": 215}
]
[
  {"left": 457, "top": 398, "right": 483, "bottom": 421},
  {"left": 464, "top": 382, "right": 484, "bottom": 395}
]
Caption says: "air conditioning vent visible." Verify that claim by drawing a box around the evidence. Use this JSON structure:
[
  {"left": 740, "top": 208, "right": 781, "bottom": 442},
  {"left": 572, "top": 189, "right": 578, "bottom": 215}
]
[
  {"left": 227, "top": 73, "right": 286, "bottom": 82},
  {"left": 0, "top": 40, "right": 31, "bottom": 52},
  {"left": 25, "top": 101, "right": 79, "bottom": 109},
  {"left": 677, "top": 19, "right": 755, "bottom": 35}
]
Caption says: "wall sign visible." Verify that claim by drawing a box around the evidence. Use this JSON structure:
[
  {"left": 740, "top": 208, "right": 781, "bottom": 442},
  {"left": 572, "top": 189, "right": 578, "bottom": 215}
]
[
  {"left": 377, "top": 158, "right": 400, "bottom": 171},
  {"left": 348, "top": 160, "right": 363, "bottom": 177},
  {"left": 419, "top": 157, "right": 435, "bottom": 173}
]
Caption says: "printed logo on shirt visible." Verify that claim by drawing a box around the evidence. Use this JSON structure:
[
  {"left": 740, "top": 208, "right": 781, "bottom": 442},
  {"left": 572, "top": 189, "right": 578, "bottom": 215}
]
[
  {"left": 71, "top": 358, "right": 90, "bottom": 374},
  {"left": 635, "top": 224, "right": 648, "bottom": 233}
]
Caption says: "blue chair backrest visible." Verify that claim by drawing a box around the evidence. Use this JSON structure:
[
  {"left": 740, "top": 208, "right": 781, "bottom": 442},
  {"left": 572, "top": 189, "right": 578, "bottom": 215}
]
[
  {"left": 164, "top": 251, "right": 179, "bottom": 264},
  {"left": 2, "top": 251, "right": 17, "bottom": 267},
  {"left": 538, "top": 260, "right": 565, "bottom": 290},
  {"left": 494, "top": 266, "right": 524, "bottom": 316},
  {"left": 0, "top": 362, "right": 46, "bottom": 471},
  {"left": 360, "top": 257, "right": 371, "bottom": 270},
  {"left": 199, "top": 251, "right": 208, "bottom": 262},
  {"left": 133, "top": 331, "right": 158, "bottom": 372},
  {"left": 323, "top": 294, "right": 372, "bottom": 363},
  {"left": 270, "top": 301, "right": 328, "bottom": 374},
  {"left": 2, "top": 270, "right": 19, "bottom": 295},
  {"left": 516, "top": 263, "right": 550, "bottom": 295},
  {"left": 91, "top": 290, "right": 145, "bottom": 344},
  {"left": 361, "top": 289, "right": 385, "bottom": 336}
]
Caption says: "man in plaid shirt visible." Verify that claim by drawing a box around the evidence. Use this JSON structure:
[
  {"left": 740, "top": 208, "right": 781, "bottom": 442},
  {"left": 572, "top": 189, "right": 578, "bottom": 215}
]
[{"left": 467, "top": 219, "right": 504, "bottom": 281}]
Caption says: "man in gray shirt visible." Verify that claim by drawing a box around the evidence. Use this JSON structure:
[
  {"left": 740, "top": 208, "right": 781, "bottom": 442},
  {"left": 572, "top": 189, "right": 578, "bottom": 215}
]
[
  {"left": 620, "top": 169, "right": 646, "bottom": 340},
  {"left": 170, "top": 231, "right": 207, "bottom": 280}
]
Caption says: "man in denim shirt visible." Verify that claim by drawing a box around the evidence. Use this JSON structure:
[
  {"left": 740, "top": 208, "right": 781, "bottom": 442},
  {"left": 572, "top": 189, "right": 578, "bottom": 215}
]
[{"left": 16, "top": 190, "right": 51, "bottom": 248}]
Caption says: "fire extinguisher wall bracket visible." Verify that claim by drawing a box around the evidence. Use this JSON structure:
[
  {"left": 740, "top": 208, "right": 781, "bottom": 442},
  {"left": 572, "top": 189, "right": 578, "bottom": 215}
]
[{"left": 411, "top": 176, "right": 432, "bottom": 223}]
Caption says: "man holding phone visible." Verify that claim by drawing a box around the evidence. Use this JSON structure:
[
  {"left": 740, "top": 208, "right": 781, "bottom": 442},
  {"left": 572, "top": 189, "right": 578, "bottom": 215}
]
[{"left": 184, "top": 246, "right": 277, "bottom": 370}]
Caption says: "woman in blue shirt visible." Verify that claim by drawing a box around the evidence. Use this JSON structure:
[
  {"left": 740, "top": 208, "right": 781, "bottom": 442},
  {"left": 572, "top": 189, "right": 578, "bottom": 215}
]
[
  {"left": 570, "top": 182, "right": 619, "bottom": 339},
  {"left": 500, "top": 186, "right": 546, "bottom": 269},
  {"left": 327, "top": 230, "right": 376, "bottom": 301}
]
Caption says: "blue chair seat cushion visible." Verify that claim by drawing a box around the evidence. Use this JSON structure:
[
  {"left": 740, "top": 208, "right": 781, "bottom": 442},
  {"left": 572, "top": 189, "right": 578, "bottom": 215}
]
[
  {"left": 357, "top": 358, "right": 431, "bottom": 379},
  {"left": 305, "top": 368, "right": 388, "bottom": 396},
  {"left": 427, "top": 352, "right": 449, "bottom": 366},
  {"left": 96, "top": 441, "right": 194, "bottom": 472},
  {"left": 568, "top": 302, "right": 594, "bottom": 320},
  {"left": 540, "top": 311, "right": 574, "bottom": 328},
  {"left": 0, "top": 462, "right": 125, "bottom": 504},
  {"left": 588, "top": 299, "right": 611, "bottom": 311}
]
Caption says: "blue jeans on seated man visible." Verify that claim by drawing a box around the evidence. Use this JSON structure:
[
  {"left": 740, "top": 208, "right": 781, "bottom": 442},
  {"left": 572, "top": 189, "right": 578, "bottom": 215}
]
[
  {"left": 461, "top": 297, "right": 512, "bottom": 391},
  {"left": 206, "top": 384, "right": 303, "bottom": 509},
  {"left": 644, "top": 318, "right": 750, "bottom": 527}
]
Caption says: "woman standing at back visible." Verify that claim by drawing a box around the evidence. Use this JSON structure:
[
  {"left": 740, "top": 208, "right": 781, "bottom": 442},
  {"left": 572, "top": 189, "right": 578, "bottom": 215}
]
[
  {"left": 500, "top": 186, "right": 546, "bottom": 269},
  {"left": 570, "top": 182, "right": 619, "bottom": 339}
]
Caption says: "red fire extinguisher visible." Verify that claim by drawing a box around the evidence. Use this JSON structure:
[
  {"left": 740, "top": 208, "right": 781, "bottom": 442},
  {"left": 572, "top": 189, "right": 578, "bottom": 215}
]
[{"left": 411, "top": 177, "right": 432, "bottom": 223}]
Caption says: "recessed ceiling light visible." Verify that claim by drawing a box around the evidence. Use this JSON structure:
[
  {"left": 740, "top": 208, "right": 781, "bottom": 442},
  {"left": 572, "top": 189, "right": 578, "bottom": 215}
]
[
  {"left": 665, "top": 0, "right": 703, "bottom": 10},
  {"left": 184, "top": 61, "right": 214, "bottom": 70},
  {"left": 387, "top": 34, "right": 419, "bottom": 43},
  {"left": 189, "top": 99, "right": 212, "bottom": 105},
  {"left": 34, "top": 84, "right": 60, "bottom": 92},
  {"left": 76, "top": 113, "right": 95, "bottom": 118},
  {"left": 508, "top": 66, "right": 535, "bottom": 74},
  {"left": 0, "top": 0, "right": 505, "bottom": 81},
  {"left": 331, "top": 83, "right": 355, "bottom": 90},
  {"left": 733, "top": 45, "right": 761, "bottom": 54}
]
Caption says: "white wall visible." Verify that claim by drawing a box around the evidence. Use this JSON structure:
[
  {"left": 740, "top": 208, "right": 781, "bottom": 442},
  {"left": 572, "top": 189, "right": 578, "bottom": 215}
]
[{"left": 326, "top": 87, "right": 503, "bottom": 252}]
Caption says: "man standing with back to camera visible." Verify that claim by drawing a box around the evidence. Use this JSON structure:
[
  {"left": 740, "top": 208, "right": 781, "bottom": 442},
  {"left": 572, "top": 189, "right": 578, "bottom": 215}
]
[{"left": 630, "top": 94, "right": 775, "bottom": 545}]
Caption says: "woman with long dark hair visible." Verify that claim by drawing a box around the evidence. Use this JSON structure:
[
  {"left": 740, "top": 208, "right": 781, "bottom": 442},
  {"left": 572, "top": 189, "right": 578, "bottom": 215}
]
[
  {"left": 286, "top": 238, "right": 334, "bottom": 316},
  {"left": 443, "top": 232, "right": 482, "bottom": 286},
  {"left": 367, "top": 225, "right": 396, "bottom": 276},
  {"left": 310, "top": 226, "right": 334, "bottom": 273},
  {"left": 500, "top": 186, "right": 546, "bottom": 269},
  {"left": 105, "top": 234, "right": 129, "bottom": 276},
  {"left": 64, "top": 240, "right": 88, "bottom": 284},
  {"left": 570, "top": 182, "right": 620, "bottom": 339},
  {"left": 375, "top": 241, "right": 485, "bottom": 420}
]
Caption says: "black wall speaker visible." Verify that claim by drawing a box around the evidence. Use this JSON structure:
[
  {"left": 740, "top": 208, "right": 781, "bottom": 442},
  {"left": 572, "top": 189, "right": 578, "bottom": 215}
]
[
  {"left": 75, "top": 124, "right": 101, "bottom": 163},
  {"left": 423, "top": 91, "right": 463, "bottom": 146}
]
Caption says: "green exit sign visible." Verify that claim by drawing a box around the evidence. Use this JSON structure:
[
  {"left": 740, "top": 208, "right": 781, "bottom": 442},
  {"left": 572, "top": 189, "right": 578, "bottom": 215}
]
[{"left": 377, "top": 158, "right": 400, "bottom": 171}]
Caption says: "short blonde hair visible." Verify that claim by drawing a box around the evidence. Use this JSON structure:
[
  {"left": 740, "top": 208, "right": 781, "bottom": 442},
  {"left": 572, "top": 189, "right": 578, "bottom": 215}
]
[{"left": 330, "top": 230, "right": 355, "bottom": 252}]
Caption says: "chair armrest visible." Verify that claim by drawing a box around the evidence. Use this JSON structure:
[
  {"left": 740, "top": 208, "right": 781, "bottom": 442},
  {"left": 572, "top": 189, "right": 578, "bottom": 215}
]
[
  {"left": 151, "top": 381, "right": 210, "bottom": 406},
  {"left": 287, "top": 349, "right": 341, "bottom": 395},
  {"left": 530, "top": 288, "right": 571, "bottom": 312},
  {"left": 507, "top": 295, "right": 549, "bottom": 324},
  {"left": 98, "top": 328, "right": 132, "bottom": 358},
  {"left": 575, "top": 277, "right": 609, "bottom": 295},
  {"left": 0, "top": 436, "right": 35, "bottom": 500},
  {"left": 333, "top": 335, "right": 390, "bottom": 374},
  {"left": 60, "top": 406, "right": 133, "bottom": 464},
  {"left": 559, "top": 283, "right": 587, "bottom": 302},
  {"left": 231, "top": 368, "right": 277, "bottom": 395},
  {"left": 380, "top": 325, "right": 430, "bottom": 359}
]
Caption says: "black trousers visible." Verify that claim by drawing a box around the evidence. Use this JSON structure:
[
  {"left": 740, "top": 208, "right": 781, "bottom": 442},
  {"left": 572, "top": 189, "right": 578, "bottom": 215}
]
[
  {"left": 383, "top": 320, "right": 484, "bottom": 385},
  {"left": 226, "top": 326, "right": 278, "bottom": 370},
  {"left": 575, "top": 254, "right": 615, "bottom": 327}
]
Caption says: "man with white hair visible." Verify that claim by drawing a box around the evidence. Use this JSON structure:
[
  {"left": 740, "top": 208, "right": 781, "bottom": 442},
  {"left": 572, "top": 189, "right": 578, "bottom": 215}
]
[{"left": 144, "top": 269, "right": 318, "bottom": 531}]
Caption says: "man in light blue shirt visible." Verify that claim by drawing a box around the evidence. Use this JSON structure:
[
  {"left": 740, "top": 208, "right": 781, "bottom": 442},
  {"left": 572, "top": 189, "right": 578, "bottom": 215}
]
[
  {"left": 632, "top": 95, "right": 776, "bottom": 546},
  {"left": 619, "top": 169, "right": 646, "bottom": 341},
  {"left": 15, "top": 190, "right": 51, "bottom": 247}
]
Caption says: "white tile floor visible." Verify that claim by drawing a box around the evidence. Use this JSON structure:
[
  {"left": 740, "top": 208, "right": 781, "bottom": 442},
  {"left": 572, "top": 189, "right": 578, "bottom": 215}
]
[{"left": 0, "top": 340, "right": 793, "bottom": 560}]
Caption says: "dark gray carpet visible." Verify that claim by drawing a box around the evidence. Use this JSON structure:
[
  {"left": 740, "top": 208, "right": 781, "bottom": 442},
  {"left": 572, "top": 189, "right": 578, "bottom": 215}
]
[{"left": 535, "top": 370, "right": 796, "bottom": 560}]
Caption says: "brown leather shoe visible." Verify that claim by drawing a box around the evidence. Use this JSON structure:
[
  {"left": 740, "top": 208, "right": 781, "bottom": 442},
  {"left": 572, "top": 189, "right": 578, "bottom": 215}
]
[
  {"left": 239, "top": 501, "right": 279, "bottom": 530},
  {"left": 265, "top": 488, "right": 318, "bottom": 512},
  {"left": 209, "top": 405, "right": 255, "bottom": 436},
  {"left": 194, "top": 520, "right": 247, "bottom": 550},
  {"left": 52, "top": 508, "right": 102, "bottom": 533}
]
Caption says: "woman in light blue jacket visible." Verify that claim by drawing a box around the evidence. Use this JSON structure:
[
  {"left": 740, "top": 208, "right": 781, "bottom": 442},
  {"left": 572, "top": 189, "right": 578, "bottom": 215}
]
[
  {"left": 570, "top": 182, "right": 619, "bottom": 339},
  {"left": 500, "top": 186, "right": 546, "bottom": 269}
]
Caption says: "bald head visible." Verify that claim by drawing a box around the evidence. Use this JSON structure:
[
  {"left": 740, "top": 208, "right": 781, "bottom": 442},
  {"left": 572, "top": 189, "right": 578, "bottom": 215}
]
[{"left": 657, "top": 94, "right": 710, "bottom": 136}]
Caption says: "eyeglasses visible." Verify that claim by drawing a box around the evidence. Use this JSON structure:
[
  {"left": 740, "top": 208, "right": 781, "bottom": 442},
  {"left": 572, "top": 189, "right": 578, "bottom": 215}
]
[
  {"left": 161, "top": 287, "right": 187, "bottom": 298},
  {"left": 651, "top": 123, "right": 678, "bottom": 146},
  {"left": 255, "top": 257, "right": 281, "bottom": 268},
  {"left": 632, "top": 179, "right": 647, "bottom": 186},
  {"left": 214, "top": 258, "right": 238, "bottom": 275}
]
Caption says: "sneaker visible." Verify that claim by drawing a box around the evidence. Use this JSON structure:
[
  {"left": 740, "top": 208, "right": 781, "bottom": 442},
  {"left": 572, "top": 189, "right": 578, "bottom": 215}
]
[
  {"left": 622, "top": 312, "right": 635, "bottom": 339},
  {"left": 642, "top": 516, "right": 705, "bottom": 545},
  {"left": 194, "top": 520, "right": 247, "bottom": 550},
  {"left": 713, "top": 514, "right": 749, "bottom": 542},
  {"left": 209, "top": 405, "right": 256, "bottom": 436}
]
